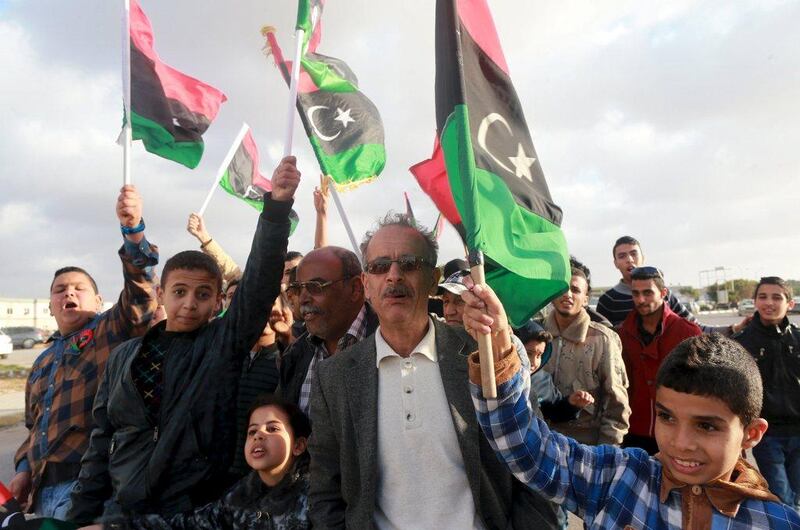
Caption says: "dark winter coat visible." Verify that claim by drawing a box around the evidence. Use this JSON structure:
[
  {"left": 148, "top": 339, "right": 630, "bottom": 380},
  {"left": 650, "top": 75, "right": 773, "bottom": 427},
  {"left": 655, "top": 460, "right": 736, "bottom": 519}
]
[{"left": 67, "top": 196, "right": 293, "bottom": 524}]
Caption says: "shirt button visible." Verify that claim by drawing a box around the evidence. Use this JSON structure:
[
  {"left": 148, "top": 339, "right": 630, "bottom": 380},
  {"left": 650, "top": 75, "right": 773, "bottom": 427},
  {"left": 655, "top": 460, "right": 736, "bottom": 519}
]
[
  {"left": 404, "top": 385, "right": 414, "bottom": 394},
  {"left": 41, "top": 431, "right": 45, "bottom": 436},
  {"left": 406, "top": 412, "right": 415, "bottom": 422},
  {"left": 404, "top": 360, "right": 413, "bottom": 368},
  {"left": 691, "top": 485, "right": 702, "bottom": 495}
]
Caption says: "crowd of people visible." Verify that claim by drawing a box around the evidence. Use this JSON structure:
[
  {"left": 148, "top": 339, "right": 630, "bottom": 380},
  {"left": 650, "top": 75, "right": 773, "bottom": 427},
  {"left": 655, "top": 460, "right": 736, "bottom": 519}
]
[{"left": 6, "top": 156, "right": 799, "bottom": 529}]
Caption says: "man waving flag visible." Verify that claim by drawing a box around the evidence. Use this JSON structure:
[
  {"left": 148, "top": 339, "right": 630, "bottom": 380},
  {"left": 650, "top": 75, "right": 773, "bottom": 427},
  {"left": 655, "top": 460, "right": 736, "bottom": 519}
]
[{"left": 424, "top": 0, "right": 570, "bottom": 326}]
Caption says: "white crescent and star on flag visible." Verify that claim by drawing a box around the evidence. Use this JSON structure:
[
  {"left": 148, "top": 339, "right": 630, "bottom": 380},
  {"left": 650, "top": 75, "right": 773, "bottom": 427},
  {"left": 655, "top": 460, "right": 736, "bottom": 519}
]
[
  {"left": 307, "top": 105, "right": 356, "bottom": 142},
  {"left": 477, "top": 112, "right": 536, "bottom": 182}
]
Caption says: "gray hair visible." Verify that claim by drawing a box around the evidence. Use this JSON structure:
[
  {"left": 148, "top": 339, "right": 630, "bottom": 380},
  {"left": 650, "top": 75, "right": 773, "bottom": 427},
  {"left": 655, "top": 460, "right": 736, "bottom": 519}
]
[{"left": 360, "top": 212, "right": 438, "bottom": 265}]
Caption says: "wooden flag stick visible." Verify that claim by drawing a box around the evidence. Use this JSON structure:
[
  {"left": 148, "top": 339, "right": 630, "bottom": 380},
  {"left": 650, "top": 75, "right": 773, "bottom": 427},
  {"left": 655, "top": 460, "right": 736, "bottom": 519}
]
[
  {"left": 469, "top": 249, "right": 497, "bottom": 398},
  {"left": 198, "top": 123, "right": 249, "bottom": 216}
]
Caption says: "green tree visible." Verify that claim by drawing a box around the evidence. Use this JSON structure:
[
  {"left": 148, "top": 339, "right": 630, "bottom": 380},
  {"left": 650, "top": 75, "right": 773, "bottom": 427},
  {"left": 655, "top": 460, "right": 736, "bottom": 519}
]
[{"left": 705, "top": 279, "right": 757, "bottom": 304}]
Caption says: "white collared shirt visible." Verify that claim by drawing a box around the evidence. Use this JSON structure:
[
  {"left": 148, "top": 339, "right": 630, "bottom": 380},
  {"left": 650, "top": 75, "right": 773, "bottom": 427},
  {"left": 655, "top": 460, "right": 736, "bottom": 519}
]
[{"left": 373, "top": 318, "right": 484, "bottom": 530}]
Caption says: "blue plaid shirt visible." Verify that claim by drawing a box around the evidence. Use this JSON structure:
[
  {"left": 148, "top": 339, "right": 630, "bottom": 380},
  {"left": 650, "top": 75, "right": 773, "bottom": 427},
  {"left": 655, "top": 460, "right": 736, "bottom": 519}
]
[{"left": 470, "top": 362, "right": 800, "bottom": 529}]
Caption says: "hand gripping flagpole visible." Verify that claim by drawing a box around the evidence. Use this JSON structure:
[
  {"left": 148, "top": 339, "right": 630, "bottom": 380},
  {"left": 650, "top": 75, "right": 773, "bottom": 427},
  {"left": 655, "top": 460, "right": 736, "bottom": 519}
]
[
  {"left": 198, "top": 123, "right": 250, "bottom": 217},
  {"left": 468, "top": 249, "right": 497, "bottom": 398},
  {"left": 122, "top": 0, "right": 132, "bottom": 185}
]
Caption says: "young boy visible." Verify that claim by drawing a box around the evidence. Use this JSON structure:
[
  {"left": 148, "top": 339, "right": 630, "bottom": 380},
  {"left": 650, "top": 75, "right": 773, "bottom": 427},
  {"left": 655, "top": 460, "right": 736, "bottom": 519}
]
[
  {"left": 734, "top": 276, "right": 799, "bottom": 512},
  {"left": 464, "top": 284, "right": 800, "bottom": 529},
  {"left": 67, "top": 157, "right": 301, "bottom": 525}
]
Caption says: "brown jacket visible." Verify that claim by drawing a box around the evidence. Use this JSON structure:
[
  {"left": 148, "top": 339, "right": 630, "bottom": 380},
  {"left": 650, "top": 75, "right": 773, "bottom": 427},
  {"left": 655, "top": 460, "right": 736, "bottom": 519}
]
[{"left": 542, "top": 309, "right": 630, "bottom": 445}]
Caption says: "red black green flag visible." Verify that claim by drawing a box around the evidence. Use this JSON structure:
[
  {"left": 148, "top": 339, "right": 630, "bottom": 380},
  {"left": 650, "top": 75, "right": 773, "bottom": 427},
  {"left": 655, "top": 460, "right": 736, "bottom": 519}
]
[
  {"left": 425, "top": 0, "right": 570, "bottom": 327},
  {"left": 263, "top": 22, "right": 385, "bottom": 190},
  {"left": 128, "top": 0, "right": 227, "bottom": 169},
  {"left": 218, "top": 127, "right": 299, "bottom": 233}
]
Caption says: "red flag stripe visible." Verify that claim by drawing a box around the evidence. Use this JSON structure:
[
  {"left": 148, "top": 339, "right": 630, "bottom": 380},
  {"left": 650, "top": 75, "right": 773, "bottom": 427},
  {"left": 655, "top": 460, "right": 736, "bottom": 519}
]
[
  {"left": 409, "top": 137, "right": 462, "bottom": 225},
  {"left": 242, "top": 129, "right": 271, "bottom": 192},
  {"left": 456, "top": 0, "right": 509, "bottom": 76},
  {"left": 130, "top": 0, "right": 227, "bottom": 118}
]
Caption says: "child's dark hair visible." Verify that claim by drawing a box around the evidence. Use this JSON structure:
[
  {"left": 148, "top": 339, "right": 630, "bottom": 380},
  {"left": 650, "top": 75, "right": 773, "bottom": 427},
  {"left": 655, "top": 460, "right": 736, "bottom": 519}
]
[
  {"left": 656, "top": 334, "right": 762, "bottom": 426},
  {"left": 247, "top": 394, "right": 312, "bottom": 439},
  {"left": 161, "top": 251, "right": 222, "bottom": 292},
  {"left": 51, "top": 266, "right": 99, "bottom": 294}
]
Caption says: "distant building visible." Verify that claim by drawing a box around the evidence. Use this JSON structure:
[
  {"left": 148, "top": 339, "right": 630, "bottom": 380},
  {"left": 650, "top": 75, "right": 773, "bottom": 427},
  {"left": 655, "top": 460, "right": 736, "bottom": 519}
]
[{"left": 0, "top": 297, "right": 113, "bottom": 334}]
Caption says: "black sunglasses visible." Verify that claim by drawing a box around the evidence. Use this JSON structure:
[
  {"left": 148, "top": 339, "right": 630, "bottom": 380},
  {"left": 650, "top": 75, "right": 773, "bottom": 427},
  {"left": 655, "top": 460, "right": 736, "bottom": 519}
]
[
  {"left": 286, "top": 277, "right": 351, "bottom": 296},
  {"left": 365, "top": 255, "right": 433, "bottom": 275}
]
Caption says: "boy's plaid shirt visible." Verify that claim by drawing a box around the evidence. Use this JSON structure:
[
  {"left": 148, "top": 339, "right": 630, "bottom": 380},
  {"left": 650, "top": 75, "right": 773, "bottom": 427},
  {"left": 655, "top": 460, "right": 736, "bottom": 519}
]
[
  {"left": 15, "top": 238, "right": 158, "bottom": 492},
  {"left": 470, "top": 361, "right": 800, "bottom": 529}
]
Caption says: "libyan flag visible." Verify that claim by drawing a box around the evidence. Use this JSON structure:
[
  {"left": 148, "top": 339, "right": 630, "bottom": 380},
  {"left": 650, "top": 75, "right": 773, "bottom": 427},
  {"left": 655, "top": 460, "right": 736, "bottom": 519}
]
[
  {"left": 218, "top": 126, "right": 299, "bottom": 234},
  {"left": 263, "top": 19, "right": 385, "bottom": 190},
  {"left": 419, "top": 0, "right": 570, "bottom": 327},
  {"left": 128, "top": 0, "right": 227, "bottom": 169}
]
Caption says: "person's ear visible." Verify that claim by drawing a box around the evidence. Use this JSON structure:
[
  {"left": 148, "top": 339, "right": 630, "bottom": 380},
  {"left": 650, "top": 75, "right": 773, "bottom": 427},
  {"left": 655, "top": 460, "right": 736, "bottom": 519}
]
[
  {"left": 156, "top": 285, "right": 165, "bottom": 306},
  {"left": 292, "top": 436, "right": 308, "bottom": 456},
  {"left": 349, "top": 276, "right": 364, "bottom": 301},
  {"left": 94, "top": 294, "right": 103, "bottom": 312},
  {"left": 788, "top": 298, "right": 797, "bottom": 311},
  {"left": 428, "top": 267, "right": 442, "bottom": 295},
  {"left": 660, "top": 287, "right": 669, "bottom": 299},
  {"left": 214, "top": 292, "right": 223, "bottom": 313},
  {"left": 362, "top": 272, "right": 372, "bottom": 302},
  {"left": 741, "top": 418, "right": 769, "bottom": 450}
]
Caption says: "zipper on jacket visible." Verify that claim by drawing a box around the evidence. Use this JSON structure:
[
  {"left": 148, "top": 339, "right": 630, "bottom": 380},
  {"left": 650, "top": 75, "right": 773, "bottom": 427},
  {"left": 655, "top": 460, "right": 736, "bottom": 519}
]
[
  {"left": 109, "top": 438, "right": 116, "bottom": 455},
  {"left": 153, "top": 426, "right": 159, "bottom": 442}
]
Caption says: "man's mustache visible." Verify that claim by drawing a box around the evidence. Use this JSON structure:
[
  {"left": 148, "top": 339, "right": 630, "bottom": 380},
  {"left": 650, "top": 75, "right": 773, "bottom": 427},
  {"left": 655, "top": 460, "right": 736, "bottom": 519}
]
[{"left": 381, "top": 284, "right": 413, "bottom": 298}]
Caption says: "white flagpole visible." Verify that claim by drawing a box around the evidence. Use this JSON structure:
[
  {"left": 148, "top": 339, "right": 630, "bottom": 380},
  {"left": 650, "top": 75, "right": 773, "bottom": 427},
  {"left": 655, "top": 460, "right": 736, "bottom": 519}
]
[
  {"left": 282, "top": 28, "right": 305, "bottom": 157},
  {"left": 198, "top": 123, "right": 250, "bottom": 216},
  {"left": 122, "top": 0, "right": 132, "bottom": 185},
  {"left": 327, "top": 179, "right": 363, "bottom": 264}
]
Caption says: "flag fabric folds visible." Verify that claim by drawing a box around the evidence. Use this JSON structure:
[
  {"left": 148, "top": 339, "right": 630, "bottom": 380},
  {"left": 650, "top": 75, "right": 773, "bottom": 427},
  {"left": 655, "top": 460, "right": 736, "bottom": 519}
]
[
  {"left": 128, "top": 0, "right": 227, "bottom": 169},
  {"left": 263, "top": 20, "right": 385, "bottom": 190},
  {"left": 218, "top": 127, "right": 299, "bottom": 233},
  {"left": 430, "top": 0, "right": 570, "bottom": 327}
]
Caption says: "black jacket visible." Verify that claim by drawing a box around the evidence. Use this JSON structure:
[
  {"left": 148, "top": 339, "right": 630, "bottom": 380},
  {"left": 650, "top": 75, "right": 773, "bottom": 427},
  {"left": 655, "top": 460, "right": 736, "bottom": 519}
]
[
  {"left": 734, "top": 313, "right": 800, "bottom": 436},
  {"left": 115, "top": 454, "right": 310, "bottom": 530},
  {"left": 276, "top": 304, "right": 379, "bottom": 407},
  {"left": 68, "top": 196, "right": 292, "bottom": 524}
]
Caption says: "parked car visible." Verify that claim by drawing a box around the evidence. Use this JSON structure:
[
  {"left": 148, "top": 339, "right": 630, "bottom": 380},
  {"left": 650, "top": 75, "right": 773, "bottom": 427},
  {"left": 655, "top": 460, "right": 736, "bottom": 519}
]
[
  {"left": 0, "top": 330, "right": 12, "bottom": 359},
  {"left": 1, "top": 326, "right": 46, "bottom": 349},
  {"left": 738, "top": 299, "right": 755, "bottom": 317}
]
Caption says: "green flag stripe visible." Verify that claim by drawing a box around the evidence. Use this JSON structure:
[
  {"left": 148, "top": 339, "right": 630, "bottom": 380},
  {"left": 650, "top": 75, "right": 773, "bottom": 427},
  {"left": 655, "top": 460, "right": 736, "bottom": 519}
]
[
  {"left": 308, "top": 136, "right": 385, "bottom": 188},
  {"left": 301, "top": 57, "right": 357, "bottom": 93},
  {"left": 441, "top": 104, "right": 569, "bottom": 326},
  {"left": 131, "top": 111, "right": 203, "bottom": 169}
]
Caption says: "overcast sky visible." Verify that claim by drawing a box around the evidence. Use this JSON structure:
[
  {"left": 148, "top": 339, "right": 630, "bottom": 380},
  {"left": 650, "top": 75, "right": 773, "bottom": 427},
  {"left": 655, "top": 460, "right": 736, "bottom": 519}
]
[{"left": 1, "top": 0, "right": 798, "bottom": 300}]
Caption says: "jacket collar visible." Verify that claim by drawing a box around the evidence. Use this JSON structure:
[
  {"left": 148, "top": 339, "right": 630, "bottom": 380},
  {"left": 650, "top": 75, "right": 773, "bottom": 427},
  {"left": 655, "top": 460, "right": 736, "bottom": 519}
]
[
  {"left": 748, "top": 312, "right": 792, "bottom": 336},
  {"left": 545, "top": 308, "right": 590, "bottom": 343},
  {"left": 657, "top": 454, "right": 778, "bottom": 522},
  {"left": 621, "top": 301, "right": 677, "bottom": 339}
]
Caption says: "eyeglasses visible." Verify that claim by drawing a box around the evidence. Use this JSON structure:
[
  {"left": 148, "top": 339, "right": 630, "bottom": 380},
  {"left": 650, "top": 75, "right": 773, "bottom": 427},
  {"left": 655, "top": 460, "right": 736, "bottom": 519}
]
[
  {"left": 286, "top": 277, "right": 351, "bottom": 296},
  {"left": 365, "top": 255, "right": 433, "bottom": 275},
  {"left": 630, "top": 266, "right": 663, "bottom": 279}
]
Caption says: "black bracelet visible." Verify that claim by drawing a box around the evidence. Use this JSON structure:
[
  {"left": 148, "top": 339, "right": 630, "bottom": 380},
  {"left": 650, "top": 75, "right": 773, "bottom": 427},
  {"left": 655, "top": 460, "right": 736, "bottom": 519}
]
[{"left": 121, "top": 218, "right": 145, "bottom": 235}]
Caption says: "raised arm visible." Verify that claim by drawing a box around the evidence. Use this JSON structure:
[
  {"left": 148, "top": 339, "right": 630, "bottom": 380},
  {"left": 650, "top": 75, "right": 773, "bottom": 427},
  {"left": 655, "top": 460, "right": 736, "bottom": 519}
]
[
  {"left": 223, "top": 156, "right": 301, "bottom": 358},
  {"left": 313, "top": 175, "right": 329, "bottom": 249},
  {"left": 97, "top": 185, "right": 159, "bottom": 342},
  {"left": 187, "top": 213, "right": 242, "bottom": 285}
]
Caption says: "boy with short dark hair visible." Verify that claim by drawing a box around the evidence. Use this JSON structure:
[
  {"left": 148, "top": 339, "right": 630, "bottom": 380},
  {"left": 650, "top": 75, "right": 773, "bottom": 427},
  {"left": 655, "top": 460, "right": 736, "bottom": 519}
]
[
  {"left": 464, "top": 283, "right": 800, "bottom": 529},
  {"left": 67, "top": 157, "right": 301, "bottom": 525},
  {"left": 734, "top": 276, "right": 800, "bottom": 512}
]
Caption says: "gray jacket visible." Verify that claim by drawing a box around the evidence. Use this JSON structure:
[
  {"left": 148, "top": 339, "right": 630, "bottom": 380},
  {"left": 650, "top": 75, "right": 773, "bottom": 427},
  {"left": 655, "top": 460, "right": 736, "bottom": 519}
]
[{"left": 307, "top": 318, "right": 560, "bottom": 529}]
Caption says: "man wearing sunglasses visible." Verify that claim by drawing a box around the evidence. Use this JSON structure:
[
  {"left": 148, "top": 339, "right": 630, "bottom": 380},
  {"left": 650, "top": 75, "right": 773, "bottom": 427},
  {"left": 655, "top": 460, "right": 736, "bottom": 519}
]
[
  {"left": 307, "top": 213, "right": 560, "bottom": 529},
  {"left": 619, "top": 266, "right": 702, "bottom": 454},
  {"left": 276, "top": 246, "right": 378, "bottom": 415}
]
